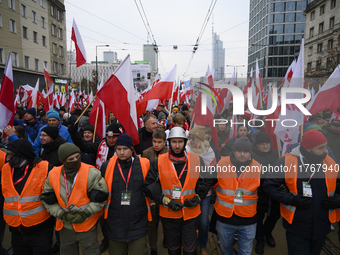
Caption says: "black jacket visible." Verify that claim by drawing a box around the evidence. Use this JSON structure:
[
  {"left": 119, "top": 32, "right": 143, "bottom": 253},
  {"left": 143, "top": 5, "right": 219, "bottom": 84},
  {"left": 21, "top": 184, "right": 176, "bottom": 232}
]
[
  {"left": 40, "top": 136, "right": 66, "bottom": 170},
  {"left": 135, "top": 127, "right": 153, "bottom": 155},
  {"left": 81, "top": 136, "right": 102, "bottom": 166},
  {"left": 217, "top": 130, "right": 230, "bottom": 149},
  {"left": 100, "top": 155, "right": 149, "bottom": 243}
]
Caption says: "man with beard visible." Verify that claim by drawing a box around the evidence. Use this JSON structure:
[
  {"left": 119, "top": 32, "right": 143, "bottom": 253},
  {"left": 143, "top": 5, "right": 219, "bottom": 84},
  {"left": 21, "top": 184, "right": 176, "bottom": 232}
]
[
  {"left": 144, "top": 127, "right": 210, "bottom": 255},
  {"left": 263, "top": 130, "right": 340, "bottom": 255}
]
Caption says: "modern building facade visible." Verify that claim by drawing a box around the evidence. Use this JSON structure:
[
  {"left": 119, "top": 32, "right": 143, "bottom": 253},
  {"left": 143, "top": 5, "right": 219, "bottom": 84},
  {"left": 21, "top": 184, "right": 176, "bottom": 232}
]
[
  {"left": 248, "top": 0, "right": 310, "bottom": 80},
  {"left": 0, "top": 0, "right": 67, "bottom": 89},
  {"left": 212, "top": 27, "right": 225, "bottom": 81},
  {"left": 304, "top": 0, "right": 339, "bottom": 77},
  {"left": 103, "top": 51, "right": 117, "bottom": 64},
  {"left": 143, "top": 44, "right": 158, "bottom": 73}
]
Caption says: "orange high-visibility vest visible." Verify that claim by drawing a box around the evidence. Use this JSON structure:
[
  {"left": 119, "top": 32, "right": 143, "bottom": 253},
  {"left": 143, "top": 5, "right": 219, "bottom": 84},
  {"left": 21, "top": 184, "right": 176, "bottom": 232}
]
[
  {"left": 281, "top": 154, "right": 339, "bottom": 224},
  {"left": 215, "top": 156, "right": 261, "bottom": 218},
  {"left": 2, "top": 161, "right": 51, "bottom": 227},
  {"left": 0, "top": 150, "right": 6, "bottom": 171},
  {"left": 158, "top": 152, "right": 201, "bottom": 221},
  {"left": 104, "top": 155, "right": 152, "bottom": 221},
  {"left": 49, "top": 163, "right": 102, "bottom": 232}
]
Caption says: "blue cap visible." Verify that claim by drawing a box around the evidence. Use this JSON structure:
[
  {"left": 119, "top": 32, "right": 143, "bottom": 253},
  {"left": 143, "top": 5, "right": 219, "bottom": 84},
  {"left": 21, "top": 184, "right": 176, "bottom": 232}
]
[{"left": 46, "top": 110, "right": 60, "bottom": 121}]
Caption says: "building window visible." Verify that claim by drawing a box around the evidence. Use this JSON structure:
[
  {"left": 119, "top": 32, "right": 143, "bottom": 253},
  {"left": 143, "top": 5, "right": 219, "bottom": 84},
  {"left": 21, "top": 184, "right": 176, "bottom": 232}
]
[
  {"left": 328, "top": 39, "right": 334, "bottom": 50},
  {"left": 309, "top": 27, "right": 314, "bottom": 38},
  {"left": 32, "top": 11, "right": 36, "bottom": 23},
  {"left": 0, "top": 48, "right": 4, "bottom": 64},
  {"left": 21, "top": 4, "right": 26, "bottom": 17},
  {"left": 44, "top": 61, "right": 48, "bottom": 70},
  {"left": 58, "top": 28, "right": 62, "bottom": 39},
  {"left": 319, "top": 22, "right": 324, "bottom": 33},
  {"left": 33, "top": 31, "right": 38, "bottom": 43},
  {"left": 310, "top": 11, "right": 315, "bottom": 21},
  {"left": 320, "top": 4, "right": 325, "bottom": 15},
  {"left": 42, "top": 35, "right": 46, "bottom": 46},
  {"left": 308, "top": 46, "right": 313, "bottom": 56},
  {"left": 51, "top": 24, "right": 56, "bottom": 36},
  {"left": 9, "top": 19, "right": 16, "bottom": 33},
  {"left": 316, "top": 60, "right": 321, "bottom": 70},
  {"left": 8, "top": 0, "right": 15, "bottom": 10},
  {"left": 59, "top": 46, "right": 63, "bottom": 57},
  {"left": 327, "top": 58, "right": 333, "bottom": 68},
  {"left": 307, "top": 62, "right": 312, "bottom": 71},
  {"left": 35, "top": 59, "right": 39, "bottom": 71},
  {"left": 12, "top": 52, "right": 18, "bottom": 67},
  {"left": 57, "top": 10, "right": 60, "bottom": 20},
  {"left": 330, "top": 17, "right": 335, "bottom": 29},
  {"left": 317, "top": 43, "right": 323, "bottom": 53},
  {"left": 51, "top": 5, "right": 54, "bottom": 17},
  {"left": 60, "top": 63, "right": 64, "bottom": 74},
  {"left": 41, "top": 16, "right": 45, "bottom": 28},
  {"left": 331, "top": 0, "right": 336, "bottom": 9},
  {"left": 53, "top": 62, "right": 57, "bottom": 73},
  {"left": 24, "top": 56, "right": 29, "bottom": 70},
  {"left": 0, "top": 14, "right": 2, "bottom": 28},
  {"left": 23, "top": 26, "right": 28, "bottom": 39},
  {"left": 40, "top": 0, "right": 45, "bottom": 8},
  {"left": 52, "top": 43, "right": 57, "bottom": 54}
]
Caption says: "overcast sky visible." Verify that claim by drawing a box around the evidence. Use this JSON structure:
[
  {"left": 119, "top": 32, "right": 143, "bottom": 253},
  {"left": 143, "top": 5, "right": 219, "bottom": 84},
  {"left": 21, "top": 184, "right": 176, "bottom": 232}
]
[{"left": 65, "top": 0, "right": 250, "bottom": 80}]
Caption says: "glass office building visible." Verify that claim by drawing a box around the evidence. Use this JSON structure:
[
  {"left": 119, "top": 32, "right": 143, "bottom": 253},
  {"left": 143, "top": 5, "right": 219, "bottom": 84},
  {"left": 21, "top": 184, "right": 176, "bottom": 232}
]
[{"left": 248, "top": 0, "right": 311, "bottom": 79}]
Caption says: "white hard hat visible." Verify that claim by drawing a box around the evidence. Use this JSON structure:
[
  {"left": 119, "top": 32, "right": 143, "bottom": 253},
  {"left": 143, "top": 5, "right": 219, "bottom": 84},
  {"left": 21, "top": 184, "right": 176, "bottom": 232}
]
[{"left": 168, "top": 127, "right": 187, "bottom": 139}]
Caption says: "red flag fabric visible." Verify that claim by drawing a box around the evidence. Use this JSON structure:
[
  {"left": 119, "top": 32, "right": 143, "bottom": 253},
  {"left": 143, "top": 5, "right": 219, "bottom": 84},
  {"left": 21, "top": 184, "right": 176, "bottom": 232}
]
[
  {"left": 71, "top": 19, "right": 87, "bottom": 67},
  {"left": 96, "top": 55, "right": 139, "bottom": 145},
  {"left": 0, "top": 51, "right": 14, "bottom": 130}
]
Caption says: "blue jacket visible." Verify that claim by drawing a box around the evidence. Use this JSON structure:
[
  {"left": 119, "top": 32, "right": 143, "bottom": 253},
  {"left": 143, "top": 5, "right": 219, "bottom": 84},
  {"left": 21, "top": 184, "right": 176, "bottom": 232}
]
[
  {"left": 13, "top": 118, "right": 43, "bottom": 142},
  {"left": 34, "top": 122, "right": 73, "bottom": 155}
]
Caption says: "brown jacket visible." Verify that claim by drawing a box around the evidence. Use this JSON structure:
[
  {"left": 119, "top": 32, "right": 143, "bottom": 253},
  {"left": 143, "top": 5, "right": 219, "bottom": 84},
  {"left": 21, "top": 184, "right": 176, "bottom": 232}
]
[{"left": 142, "top": 146, "right": 169, "bottom": 163}]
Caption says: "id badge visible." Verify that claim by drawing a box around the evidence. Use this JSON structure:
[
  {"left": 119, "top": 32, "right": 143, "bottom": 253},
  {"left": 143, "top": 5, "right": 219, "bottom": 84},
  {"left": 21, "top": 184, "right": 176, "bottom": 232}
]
[
  {"left": 121, "top": 191, "right": 131, "bottom": 205},
  {"left": 303, "top": 182, "right": 312, "bottom": 197},
  {"left": 234, "top": 189, "right": 244, "bottom": 204},
  {"left": 172, "top": 186, "right": 182, "bottom": 200}
]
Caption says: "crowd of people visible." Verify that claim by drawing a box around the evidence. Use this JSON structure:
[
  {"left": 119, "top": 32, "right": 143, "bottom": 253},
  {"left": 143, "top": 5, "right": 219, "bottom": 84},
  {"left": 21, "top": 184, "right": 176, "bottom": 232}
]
[{"left": 0, "top": 100, "right": 340, "bottom": 255}]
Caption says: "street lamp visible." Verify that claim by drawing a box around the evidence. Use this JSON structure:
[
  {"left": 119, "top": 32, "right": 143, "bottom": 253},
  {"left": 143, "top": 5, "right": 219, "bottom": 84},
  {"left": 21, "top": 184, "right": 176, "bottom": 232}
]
[
  {"left": 226, "top": 64, "right": 245, "bottom": 85},
  {"left": 96, "top": 45, "right": 109, "bottom": 86},
  {"left": 251, "top": 43, "right": 267, "bottom": 78}
]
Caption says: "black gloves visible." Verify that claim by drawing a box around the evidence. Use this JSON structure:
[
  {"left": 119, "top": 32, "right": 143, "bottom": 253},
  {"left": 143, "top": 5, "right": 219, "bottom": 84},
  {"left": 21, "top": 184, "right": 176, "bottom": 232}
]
[
  {"left": 40, "top": 192, "right": 57, "bottom": 205},
  {"left": 89, "top": 189, "right": 109, "bottom": 203},
  {"left": 277, "top": 184, "right": 289, "bottom": 194},
  {"left": 168, "top": 200, "right": 184, "bottom": 212},
  {"left": 291, "top": 195, "right": 312, "bottom": 209},
  {"left": 322, "top": 197, "right": 340, "bottom": 209},
  {"left": 184, "top": 195, "right": 201, "bottom": 208},
  {"left": 67, "top": 123, "right": 78, "bottom": 134}
]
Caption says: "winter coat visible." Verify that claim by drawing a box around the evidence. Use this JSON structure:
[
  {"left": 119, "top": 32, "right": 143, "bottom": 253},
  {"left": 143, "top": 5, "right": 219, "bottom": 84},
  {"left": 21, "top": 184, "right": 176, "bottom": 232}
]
[
  {"left": 14, "top": 118, "right": 43, "bottom": 142},
  {"left": 39, "top": 136, "right": 67, "bottom": 170}
]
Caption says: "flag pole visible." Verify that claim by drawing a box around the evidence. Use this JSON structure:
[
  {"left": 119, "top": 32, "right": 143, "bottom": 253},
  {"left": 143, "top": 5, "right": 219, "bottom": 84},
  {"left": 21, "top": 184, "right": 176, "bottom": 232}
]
[
  {"left": 74, "top": 95, "right": 97, "bottom": 125},
  {"left": 276, "top": 135, "right": 281, "bottom": 158},
  {"left": 93, "top": 107, "right": 99, "bottom": 143},
  {"left": 189, "top": 113, "right": 195, "bottom": 130}
]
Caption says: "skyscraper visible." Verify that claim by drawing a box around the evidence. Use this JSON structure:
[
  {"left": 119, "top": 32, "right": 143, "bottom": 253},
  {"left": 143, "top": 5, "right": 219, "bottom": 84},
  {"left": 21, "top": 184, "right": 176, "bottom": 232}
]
[
  {"left": 248, "top": 0, "right": 310, "bottom": 79},
  {"left": 212, "top": 25, "right": 225, "bottom": 81},
  {"left": 143, "top": 44, "right": 158, "bottom": 73},
  {"left": 103, "top": 51, "right": 117, "bottom": 64}
]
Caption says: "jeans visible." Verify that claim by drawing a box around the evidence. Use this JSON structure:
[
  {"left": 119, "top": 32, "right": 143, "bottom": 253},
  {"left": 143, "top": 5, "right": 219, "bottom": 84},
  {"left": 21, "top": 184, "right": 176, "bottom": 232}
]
[
  {"left": 216, "top": 220, "right": 256, "bottom": 255},
  {"left": 198, "top": 196, "right": 211, "bottom": 248},
  {"left": 286, "top": 231, "right": 325, "bottom": 255}
]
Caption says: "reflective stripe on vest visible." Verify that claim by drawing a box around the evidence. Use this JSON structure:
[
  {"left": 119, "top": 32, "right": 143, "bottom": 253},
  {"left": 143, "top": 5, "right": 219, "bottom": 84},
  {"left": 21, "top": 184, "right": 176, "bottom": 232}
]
[
  {"left": 49, "top": 163, "right": 102, "bottom": 232},
  {"left": 104, "top": 155, "right": 152, "bottom": 221},
  {"left": 1, "top": 161, "right": 51, "bottom": 227},
  {"left": 282, "top": 154, "right": 338, "bottom": 224},
  {"left": 215, "top": 156, "right": 261, "bottom": 218},
  {"left": 158, "top": 152, "right": 201, "bottom": 221}
]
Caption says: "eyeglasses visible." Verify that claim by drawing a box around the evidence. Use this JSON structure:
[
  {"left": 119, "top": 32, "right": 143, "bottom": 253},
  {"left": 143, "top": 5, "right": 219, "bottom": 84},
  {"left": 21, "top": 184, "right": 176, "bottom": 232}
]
[{"left": 188, "top": 136, "right": 196, "bottom": 141}]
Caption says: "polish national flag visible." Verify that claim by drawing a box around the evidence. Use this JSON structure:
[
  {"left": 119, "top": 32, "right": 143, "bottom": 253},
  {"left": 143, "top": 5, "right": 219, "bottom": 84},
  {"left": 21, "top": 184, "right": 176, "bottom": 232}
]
[
  {"left": 279, "top": 60, "right": 296, "bottom": 89},
  {"left": 43, "top": 63, "right": 54, "bottom": 111},
  {"left": 71, "top": 19, "right": 87, "bottom": 67},
  {"left": 69, "top": 89, "right": 76, "bottom": 112},
  {"left": 28, "top": 79, "right": 40, "bottom": 109},
  {"left": 137, "top": 65, "right": 176, "bottom": 116},
  {"left": 14, "top": 93, "right": 20, "bottom": 113},
  {"left": 0, "top": 51, "right": 14, "bottom": 130},
  {"left": 90, "top": 75, "right": 106, "bottom": 139},
  {"left": 96, "top": 55, "right": 139, "bottom": 145}
]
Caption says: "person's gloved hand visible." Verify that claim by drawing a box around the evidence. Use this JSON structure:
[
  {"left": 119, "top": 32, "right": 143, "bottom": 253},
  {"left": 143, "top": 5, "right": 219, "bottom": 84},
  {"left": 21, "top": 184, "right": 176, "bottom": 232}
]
[
  {"left": 162, "top": 196, "right": 183, "bottom": 212},
  {"left": 322, "top": 197, "right": 340, "bottom": 209},
  {"left": 59, "top": 211, "right": 77, "bottom": 222},
  {"left": 67, "top": 123, "right": 78, "bottom": 134},
  {"left": 40, "top": 192, "right": 57, "bottom": 205},
  {"left": 291, "top": 195, "right": 312, "bottom": 209},
  {"left": 70, "top": 209, "right": 91, "bottom": 223},
  {"left": 277, "top": 184, "right": 289, "bottom": 194},
  {"left": 89, "top": 189, "right": 109, "bottom": 203},
  {"left": 184, "top": 195, "right": 201, "bottom": 208}
]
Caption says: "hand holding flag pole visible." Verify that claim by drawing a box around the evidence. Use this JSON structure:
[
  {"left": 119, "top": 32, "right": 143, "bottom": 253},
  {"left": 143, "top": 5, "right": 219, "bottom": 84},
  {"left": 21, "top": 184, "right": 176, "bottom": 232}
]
[{"left": 74, "top": 95, "right": 97, "bottom": 125}]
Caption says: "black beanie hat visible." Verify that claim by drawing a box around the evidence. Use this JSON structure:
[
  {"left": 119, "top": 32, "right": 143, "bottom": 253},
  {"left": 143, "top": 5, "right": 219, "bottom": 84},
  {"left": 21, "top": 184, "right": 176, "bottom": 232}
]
[
  {"left": 106, "top": 124, "right": 123, "bottom": 137},
  {"left": 83, "top": 124, "right": 95, "bottom": 134},
  {"left": 115, "top": 134, "right": 134, "bottom": 149},
  {"left": 25, "top": 108, "right": 37, "bottom": 118},
  {"left": 1, "top": 139, "right": 36, "bottom": 162},
  {"left": 233, "top": 137, "right": 252, "bottom": 152},
  {"left": 42, "top": 126, "right": 59, "bottom": 140},
  {"left": 255, "top": 131, "right": 271, "bottom": 145}
]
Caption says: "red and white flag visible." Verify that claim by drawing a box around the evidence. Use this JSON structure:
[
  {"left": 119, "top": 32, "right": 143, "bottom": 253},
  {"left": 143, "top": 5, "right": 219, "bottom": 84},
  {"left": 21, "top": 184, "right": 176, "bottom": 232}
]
[
  {"left": 69, "top": 89, "right": 76, "bottom": 112},
  {"left": 0, "top": 52, "right": 14, "bottom": 130},
  {"left": 279, "top": 60, "right": 295, "bottom": 89},
  {"left": 28, "top": 79, "right": 40, "bottom": 109},
  {"left": 137, "top": 65, "right": 176, "bottom": 116},
  {"left": 97, "top": 55, "right": 139, "bottom": 145},
  {"left": 43, "top": 62, "right": 54, "bottom": 111},
  {"left": 14, "top": 93, "right": 20, "bottom": 113},
  {"left": 71, "top": 19, "right": 87, "bottom": 67}
]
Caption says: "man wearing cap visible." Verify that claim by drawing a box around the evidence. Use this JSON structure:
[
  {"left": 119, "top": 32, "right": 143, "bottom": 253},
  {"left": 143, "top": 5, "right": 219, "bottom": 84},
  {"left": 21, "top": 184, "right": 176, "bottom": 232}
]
[
  {"left": 323, "top": 119, "right": 340, "bottom": 162},
  {"left": 144, "top": 127, "right": 210, "bottom": 255},
  {"left": 34, "top": 110, "right": 73, "bottom": 155},
  {"left": 136, "top": 114, "right": 158, "bottom": 155},
  {"left": 308, "top": 113, "right": 322, "bottom": 125},
  {"left": 42, "top": 143, "right": 108, "bottom": 255},
  {"left": 0, "top": 139, "right": 54, "bottom": 254},
  {"left": 215, "top": 137, "right": 261, "bottom": 255},
  {"left": 263, "top": 130, "right": 340, "bottom": 255},
  {"left": 100, "top": 134, "right": 152, "bottom": 255},
  {"left": 14, "top": 107, "right": 43, "bottom": 142}
]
